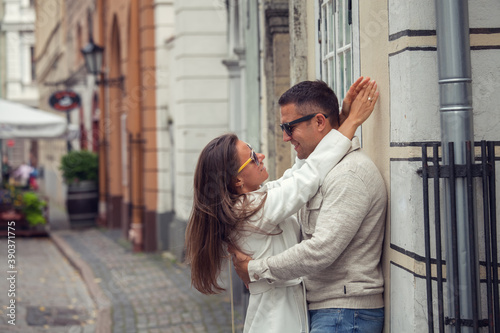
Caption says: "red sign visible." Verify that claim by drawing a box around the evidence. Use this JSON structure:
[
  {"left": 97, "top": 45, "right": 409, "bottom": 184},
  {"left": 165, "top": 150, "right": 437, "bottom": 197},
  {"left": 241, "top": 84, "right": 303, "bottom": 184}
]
[{"left": 49, "top": 90, "right": 81, "bottom": 112}]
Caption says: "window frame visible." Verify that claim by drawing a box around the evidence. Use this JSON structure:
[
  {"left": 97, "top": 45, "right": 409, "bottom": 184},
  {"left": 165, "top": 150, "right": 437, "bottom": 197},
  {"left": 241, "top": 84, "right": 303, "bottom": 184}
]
[
  {"left": 316, "top": 0, "right": 360, "bottom": 102},
  {"left": 316, "top": 0, "right": 361, "bottom": 140}
]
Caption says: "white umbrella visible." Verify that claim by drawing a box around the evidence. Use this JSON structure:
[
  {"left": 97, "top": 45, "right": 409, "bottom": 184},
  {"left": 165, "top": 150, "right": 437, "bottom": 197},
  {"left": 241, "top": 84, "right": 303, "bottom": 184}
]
[{"left": 0, "top": 98, "right": 79, "bottom": 139}]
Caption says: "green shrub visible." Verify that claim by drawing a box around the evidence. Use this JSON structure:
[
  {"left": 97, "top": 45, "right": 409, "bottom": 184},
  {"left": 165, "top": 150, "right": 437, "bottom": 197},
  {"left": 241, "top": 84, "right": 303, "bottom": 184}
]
[
  {"left": 60, "top": 150, "right": 98, "bottom": 184},
  {"left": 21, "top": 192, "right": 47, "bottom": 226}
]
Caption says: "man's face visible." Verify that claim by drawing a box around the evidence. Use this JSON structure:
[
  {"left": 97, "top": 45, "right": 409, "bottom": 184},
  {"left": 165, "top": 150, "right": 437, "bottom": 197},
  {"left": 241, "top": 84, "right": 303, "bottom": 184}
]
[{"left": 280, "top": 103, "right": 322, "bottom": 159}]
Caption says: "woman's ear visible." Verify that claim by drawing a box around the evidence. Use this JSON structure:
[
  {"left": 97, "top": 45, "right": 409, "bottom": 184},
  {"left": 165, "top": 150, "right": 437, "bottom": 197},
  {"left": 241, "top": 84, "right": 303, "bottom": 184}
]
[{"left": 234, "top": 177, "right": 243, "bottom": 189}]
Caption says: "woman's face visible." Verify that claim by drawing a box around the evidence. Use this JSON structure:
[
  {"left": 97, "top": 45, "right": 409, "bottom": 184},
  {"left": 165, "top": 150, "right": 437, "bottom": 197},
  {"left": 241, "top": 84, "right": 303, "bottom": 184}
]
[{"left": 235, "top": 140, "right": 268, "bottom": 192}]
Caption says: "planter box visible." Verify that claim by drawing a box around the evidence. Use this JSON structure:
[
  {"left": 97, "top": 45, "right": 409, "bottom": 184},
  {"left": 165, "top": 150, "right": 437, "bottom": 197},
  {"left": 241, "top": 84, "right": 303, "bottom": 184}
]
[{"left": 0, "top": 210, "right": 49, "bottom": 237}]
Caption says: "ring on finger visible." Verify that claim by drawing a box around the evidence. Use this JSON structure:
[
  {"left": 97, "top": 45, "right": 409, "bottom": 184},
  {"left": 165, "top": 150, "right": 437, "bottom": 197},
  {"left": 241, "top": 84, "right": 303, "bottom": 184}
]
[{"left": 368, "top": 97, "right": 372, "bottom": 101}]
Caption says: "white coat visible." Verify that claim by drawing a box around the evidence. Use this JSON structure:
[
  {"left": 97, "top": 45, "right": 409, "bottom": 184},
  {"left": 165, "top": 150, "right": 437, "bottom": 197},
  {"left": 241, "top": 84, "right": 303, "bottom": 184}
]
[{"left": 235, "top": 130, "right": 351, "bottom": 333}]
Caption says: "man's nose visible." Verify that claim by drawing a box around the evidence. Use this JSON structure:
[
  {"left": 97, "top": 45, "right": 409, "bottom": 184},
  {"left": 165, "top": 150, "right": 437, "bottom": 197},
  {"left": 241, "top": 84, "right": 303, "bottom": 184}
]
[
  {"left": 282, "top": 130, "right": 292, "bottom": 142},
  {"left": 256, "top": 153, "right": 265, "bottom": 163}
]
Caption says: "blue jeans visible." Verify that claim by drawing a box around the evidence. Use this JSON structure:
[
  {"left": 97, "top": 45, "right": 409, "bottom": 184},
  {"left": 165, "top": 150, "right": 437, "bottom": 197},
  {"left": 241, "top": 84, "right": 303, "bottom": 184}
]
[{"left": 309, "top": 308, "right": 384, "bottom": 333}]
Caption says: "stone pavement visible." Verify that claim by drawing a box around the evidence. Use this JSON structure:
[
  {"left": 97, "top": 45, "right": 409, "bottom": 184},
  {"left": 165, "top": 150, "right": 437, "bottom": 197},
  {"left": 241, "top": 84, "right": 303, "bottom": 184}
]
[
  {"left": 53, "top": 228, "right": 244, "bottom": 333},
  {"left": 0, "top": 236, "right": 97, "bottom": 332},
  {"left": 0, "top": 202, "right": 245, "bottom": 333}
]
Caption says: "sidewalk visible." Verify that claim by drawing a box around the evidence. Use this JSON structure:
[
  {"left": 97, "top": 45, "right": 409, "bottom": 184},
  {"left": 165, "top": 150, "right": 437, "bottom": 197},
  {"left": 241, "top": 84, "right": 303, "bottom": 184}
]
[
  {"left": 0, "top": 236, "right": 97, "bottom": 332},
  {"left": 0, "top": 202, "right": 244, "bottom": 332}
]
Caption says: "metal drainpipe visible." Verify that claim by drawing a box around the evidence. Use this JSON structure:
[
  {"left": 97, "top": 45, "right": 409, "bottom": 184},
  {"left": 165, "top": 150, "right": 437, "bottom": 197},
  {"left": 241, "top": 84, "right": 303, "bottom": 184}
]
[{"left": 435, "top": 0, "right": 479, "bottom": 330}]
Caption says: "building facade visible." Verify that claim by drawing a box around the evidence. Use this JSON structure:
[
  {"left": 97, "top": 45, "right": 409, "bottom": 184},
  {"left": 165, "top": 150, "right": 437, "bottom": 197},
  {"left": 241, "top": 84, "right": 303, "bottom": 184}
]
[
  {"left": 1, "top": 0, "right": 38, "bottom": 106},
  {"left": 383, "top": 1, "right": 500, "bottom": 331},
  {"left": 165, "top": 0, "right": 230, "bottom": 258},
  {"left": 33, "top": 0, "right": 500, "bottom": 330},
  {"left": 35, "top": 0, "right": 90, "bottom": 208},
  {"left": 0, "top": 0, "right": 39, "bottom": 168},
  {"left": 225, "top": 0, "right": 500, "bottom": 331},
  {"left": 83, "top": 0, "right": 162, "bottom": 252},
  {"left": 0, "top": 0, "right": 40, "bottom": 184}
]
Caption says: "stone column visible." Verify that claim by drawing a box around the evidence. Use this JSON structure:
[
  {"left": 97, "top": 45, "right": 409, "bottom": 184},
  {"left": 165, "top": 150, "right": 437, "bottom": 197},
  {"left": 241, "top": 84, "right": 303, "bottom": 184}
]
[{"left": 264, "top": 1, "right": 291, "bottom": 179}]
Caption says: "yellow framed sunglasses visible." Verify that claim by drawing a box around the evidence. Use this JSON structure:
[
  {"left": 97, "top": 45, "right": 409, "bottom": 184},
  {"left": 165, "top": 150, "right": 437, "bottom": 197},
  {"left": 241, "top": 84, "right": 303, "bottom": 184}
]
[{"left": 238, "top": 144, "right": 260, "bottom": 173}]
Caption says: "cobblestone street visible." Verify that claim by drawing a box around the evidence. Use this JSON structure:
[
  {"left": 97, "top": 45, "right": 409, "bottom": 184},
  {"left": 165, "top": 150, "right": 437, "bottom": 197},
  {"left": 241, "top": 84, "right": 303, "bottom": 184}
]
[
  {"left": 0, "top": 237, "right": 96, "bottom": 332},
  {"left": 0, "top": 228, "right": 244, "bottom": 332}
]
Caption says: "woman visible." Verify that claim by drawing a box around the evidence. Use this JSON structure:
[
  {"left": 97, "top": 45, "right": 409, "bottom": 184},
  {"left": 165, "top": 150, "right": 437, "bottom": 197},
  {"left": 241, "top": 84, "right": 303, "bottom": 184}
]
[{"left": 185, "top": 78, "right": 378, "bottom": 332}]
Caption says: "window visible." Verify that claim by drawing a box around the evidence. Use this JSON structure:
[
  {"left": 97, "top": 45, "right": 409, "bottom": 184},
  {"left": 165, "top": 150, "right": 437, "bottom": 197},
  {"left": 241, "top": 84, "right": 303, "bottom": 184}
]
[{"left": 319, "top": 0, "right": 354, "bottom": 102}]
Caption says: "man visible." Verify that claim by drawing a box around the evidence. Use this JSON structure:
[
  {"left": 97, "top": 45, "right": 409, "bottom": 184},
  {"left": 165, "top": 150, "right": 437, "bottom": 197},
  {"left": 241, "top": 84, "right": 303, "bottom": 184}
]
[{"left": 232, "top": 79, "right": 387, "bottom": 332}]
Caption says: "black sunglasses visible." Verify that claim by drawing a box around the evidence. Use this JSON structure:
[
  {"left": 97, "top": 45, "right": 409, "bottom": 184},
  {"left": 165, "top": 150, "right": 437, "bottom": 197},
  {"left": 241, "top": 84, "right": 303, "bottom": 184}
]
[{"left": 279, "top": 113, "right": 329, "bottom": 137}]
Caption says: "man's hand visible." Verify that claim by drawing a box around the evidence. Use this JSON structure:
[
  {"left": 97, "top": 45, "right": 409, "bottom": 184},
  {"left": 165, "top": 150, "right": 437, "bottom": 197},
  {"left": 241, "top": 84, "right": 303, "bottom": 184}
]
[
  {"left": 228, "top": 245, "right": 251, "bottom": 287},
  {"left": 340, "top": 76, "right": 371, "bottom": 124}
]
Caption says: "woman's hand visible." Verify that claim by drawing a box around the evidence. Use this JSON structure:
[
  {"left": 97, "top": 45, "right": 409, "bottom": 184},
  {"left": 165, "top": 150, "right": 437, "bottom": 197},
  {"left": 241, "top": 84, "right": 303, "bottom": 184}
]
[
  {"left": 347, "top": 79, "right": 379, "bottom": 127},
  {"left": 340, "top": 76, "right": 371, "bottom": 124},
  {"left": 337, "top": 79, "right": 379, "bottom": 140}
]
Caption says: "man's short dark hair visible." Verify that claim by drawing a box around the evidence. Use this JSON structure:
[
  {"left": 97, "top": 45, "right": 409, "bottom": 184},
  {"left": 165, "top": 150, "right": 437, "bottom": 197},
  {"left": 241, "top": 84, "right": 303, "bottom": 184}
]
[{"left": 278, "top": 80, "right": 340, "bottom": 127}]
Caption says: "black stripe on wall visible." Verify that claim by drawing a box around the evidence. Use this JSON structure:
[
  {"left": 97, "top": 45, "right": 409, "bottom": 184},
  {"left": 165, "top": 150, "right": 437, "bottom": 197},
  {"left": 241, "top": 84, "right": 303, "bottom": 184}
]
[
  {"left": 390, "top": 156, "right": 500, "bottom": 163},
  {"left": 390, "top": 141, "right": 441, "bottom": 147},
  {"left": 390, "top": 28, "right": 500, "bottom": 42},
  {"left": 389, "top": 46, "right": 437, "bottom": 57},
  {"left": 471, "top": 45, "right": 500, "bottom": 50},
  {"left": 390, "top": 141, "right": 500, "bottom": 148},
  {"left": 391, "top": 243, "right": 434, "bottom": 264},
  {"left": 470, "top": 27, "right": 500, "bottom": 34},
  {"left": 390, "top": 260, "right": 431, "bottom": 280},
  {"left": 389, "top": 29, "right": 436, "bottom": 41},
  {"left": 389, "top": 45, "right": 500, "bottom": 57},
  {"left": 390, "top": 157, "right": 424, "bottom": 162},
  {"left": 391, "top": 260, "right": 495, "bottom": 283},
  {"left": 390, "top": 242, "right": 500, "bottom": 279}
]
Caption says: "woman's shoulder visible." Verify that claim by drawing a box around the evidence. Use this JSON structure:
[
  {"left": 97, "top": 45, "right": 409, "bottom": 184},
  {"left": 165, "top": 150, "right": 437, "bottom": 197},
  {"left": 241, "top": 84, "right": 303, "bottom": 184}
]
[{"left": 239, "top": 187, "right": 267, "bottom": 203}]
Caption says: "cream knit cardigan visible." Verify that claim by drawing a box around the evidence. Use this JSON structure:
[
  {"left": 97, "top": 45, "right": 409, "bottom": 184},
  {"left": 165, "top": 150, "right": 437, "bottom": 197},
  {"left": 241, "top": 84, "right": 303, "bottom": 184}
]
[{"left": 248, "top": 137, "right": 387, "bottom": 310}]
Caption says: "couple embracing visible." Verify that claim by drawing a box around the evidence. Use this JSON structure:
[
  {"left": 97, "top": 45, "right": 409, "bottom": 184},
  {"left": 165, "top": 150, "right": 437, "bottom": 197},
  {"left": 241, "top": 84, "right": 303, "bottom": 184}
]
[{"left": 186, "top": 77, "right": 387, "bottom": 333}]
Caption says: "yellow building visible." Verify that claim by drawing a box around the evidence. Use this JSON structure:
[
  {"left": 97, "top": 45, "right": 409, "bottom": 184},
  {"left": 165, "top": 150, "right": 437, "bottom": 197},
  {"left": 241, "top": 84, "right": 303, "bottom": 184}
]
[{"left": 35, "top": 0, "right": 161, "bottom": 252}]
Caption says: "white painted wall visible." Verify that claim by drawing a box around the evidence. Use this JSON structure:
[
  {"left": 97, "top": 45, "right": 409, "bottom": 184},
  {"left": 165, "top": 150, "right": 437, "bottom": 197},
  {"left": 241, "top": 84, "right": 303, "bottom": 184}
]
[
  {"left": 172, "top": 0, "right": 229, "bottom": 221},
  {"left": 155, "top": 0, "right": 175, "bottom": 214},
  {"left": 469, "top": 0, "right": 500, "bottom": 28},
  {"left": 472, "top": 50, "right": 500, "bottom": 141},
  {"left": 388, "top": 0, "right": 500, "bottom": 331},
  {"left": 1, "top": 0, "right": 38, "bottom": 105},
  {"left": 389, "top": 51, "right": 439, "bottom": 143},
  {"left": 388, "top": 0, "right": 435, "bottom": 34}
]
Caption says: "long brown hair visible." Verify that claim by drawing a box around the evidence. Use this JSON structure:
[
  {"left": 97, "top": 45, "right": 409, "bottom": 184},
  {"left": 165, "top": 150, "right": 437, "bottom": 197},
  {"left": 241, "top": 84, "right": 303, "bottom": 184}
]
[{"left": 185, "top": 133, "right": 266, "bottom": 294}]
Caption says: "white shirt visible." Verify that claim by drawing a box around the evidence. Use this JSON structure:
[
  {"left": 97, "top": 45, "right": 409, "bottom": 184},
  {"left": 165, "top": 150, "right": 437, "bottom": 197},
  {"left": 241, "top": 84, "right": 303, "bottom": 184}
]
[{"left": 235, "top": 130, "right": 352, "bottom": 333}]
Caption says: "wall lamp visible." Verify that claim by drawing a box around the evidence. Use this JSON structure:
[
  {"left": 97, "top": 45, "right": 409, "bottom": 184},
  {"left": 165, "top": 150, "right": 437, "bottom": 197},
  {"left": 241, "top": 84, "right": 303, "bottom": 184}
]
[{"left": 81, "top": 38, "right": 124, "bottom": 88}]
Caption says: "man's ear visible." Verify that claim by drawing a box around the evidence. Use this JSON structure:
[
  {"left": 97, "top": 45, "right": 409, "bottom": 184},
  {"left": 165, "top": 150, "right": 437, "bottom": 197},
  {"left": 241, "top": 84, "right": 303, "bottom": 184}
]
[{"left": 316, "top": 113, "right": 329, "bottom": 131}]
